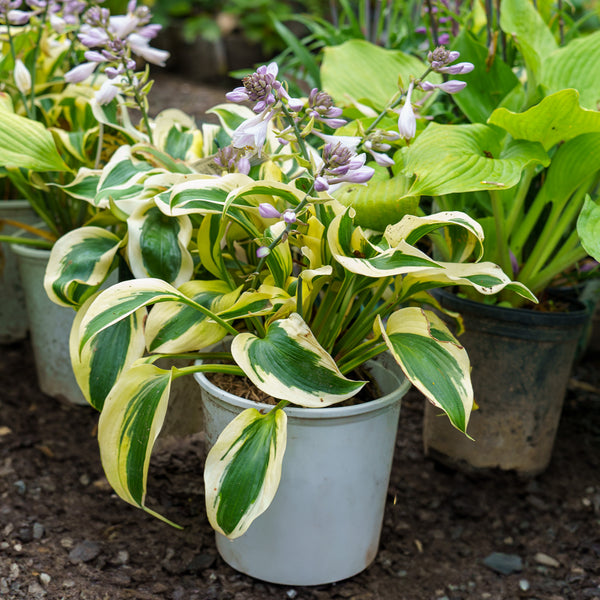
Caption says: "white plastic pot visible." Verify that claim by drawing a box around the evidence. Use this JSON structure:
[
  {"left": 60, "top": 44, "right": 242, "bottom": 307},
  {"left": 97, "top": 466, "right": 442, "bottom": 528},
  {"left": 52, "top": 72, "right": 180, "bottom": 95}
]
[
  {"left": 194, "top": 352, "right": 410, "bottom": 586},
  {"left": 11, "top": 244, "right": 87, "bottom": 405},
  {"left": 0, "top": 200, "right": 38, "bottom": 343}
]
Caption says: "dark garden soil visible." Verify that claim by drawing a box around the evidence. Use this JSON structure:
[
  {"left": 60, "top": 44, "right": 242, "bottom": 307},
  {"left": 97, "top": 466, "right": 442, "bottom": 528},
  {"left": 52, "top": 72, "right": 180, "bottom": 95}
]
[{"left": 1, "top": 73, "right": 600, "bottom": 600}]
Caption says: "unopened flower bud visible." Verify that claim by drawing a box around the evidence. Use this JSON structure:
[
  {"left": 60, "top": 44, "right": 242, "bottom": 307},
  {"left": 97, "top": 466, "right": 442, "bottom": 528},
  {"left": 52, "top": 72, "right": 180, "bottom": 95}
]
[
  {"left": 397, "top": 82, "right": 416, "bottom": 141},
  {"left": 258, "top": 203, "right": 282, "bottom": 219},
  {"left": 256, "top": 246, "right": 271, "bottom": 258},
  {"left": 14, "top": 59, "right": 31, "bottom": 94},
  {"left": 282, "top": 210, "right": 296, "bottom": 224}
]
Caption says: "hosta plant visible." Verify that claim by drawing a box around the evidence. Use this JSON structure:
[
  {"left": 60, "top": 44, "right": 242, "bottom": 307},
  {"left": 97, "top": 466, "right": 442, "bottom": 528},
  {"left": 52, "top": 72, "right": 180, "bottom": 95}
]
[
  {"left": 45, "top": 53, "right": 536, "bottom": 538},
  {"left": 0, "top": 0, "right": 171, "bottom": 247}
]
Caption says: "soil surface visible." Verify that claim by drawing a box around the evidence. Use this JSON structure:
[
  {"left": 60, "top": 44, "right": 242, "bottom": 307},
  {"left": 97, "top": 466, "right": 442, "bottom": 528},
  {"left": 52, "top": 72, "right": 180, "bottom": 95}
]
[
  {"left": 1, "top": 73, "right": 600, "bottom": 600},
  {"left": 1, "top": 335, "right": 600, "bottom": 600}
]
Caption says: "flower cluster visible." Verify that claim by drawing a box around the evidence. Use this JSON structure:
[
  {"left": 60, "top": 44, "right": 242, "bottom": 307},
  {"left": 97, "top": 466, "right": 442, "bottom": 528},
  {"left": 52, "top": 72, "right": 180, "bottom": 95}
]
[{"left": 64, "top": 0, "right": 168, "bottom": 106}]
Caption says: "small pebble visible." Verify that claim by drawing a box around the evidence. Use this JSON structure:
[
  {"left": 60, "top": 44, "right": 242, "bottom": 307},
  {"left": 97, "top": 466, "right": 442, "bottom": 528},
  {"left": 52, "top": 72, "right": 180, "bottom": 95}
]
[
  {"left": 534, "top": 552, "right": 560, "bottom": 568},
  {"left": 39, "top": 573, "right": 51, "bottom": 586},
  {"left": 519, "top": 579, "right": 530, "bottom": 591},
  {"left": 69, "top": 540, "right": 101, "bottom": 563},
  {"left": 286, "top": 590, "right": 298, "bottom": 599},
  {"left": 483, "top": 552, "right": 523, "bottom": 575},
  {"left": 33, "top": 522, "right": 45, "bottom": 539}
]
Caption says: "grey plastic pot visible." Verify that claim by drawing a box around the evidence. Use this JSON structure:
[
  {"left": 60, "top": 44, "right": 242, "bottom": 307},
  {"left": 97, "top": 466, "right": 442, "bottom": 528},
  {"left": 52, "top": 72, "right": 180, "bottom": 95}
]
[
  {"left": 0, "top": 200, "right": 38, "bottom": 343},
  {"left": 194, "top": 352, "right": 410, "bottom": 586},
  {"left": 423, "top": 290, "right": 589, "bottom": 476}
]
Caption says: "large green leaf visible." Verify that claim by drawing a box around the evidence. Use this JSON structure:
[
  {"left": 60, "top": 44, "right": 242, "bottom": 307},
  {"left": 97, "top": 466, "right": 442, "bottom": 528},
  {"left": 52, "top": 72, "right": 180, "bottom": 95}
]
[
  {"left": 488, "top": 89, "right": 600, "bottom": 151},
  {"left": 378, "top": 308, "right": 473, "bottom": 432},
  {"left": 402, "top": 123, "right": 549, "bottom": 197},
  {"left": 44, "top": 227, "right": 122, "bottom": 308},
  {"left": 333, "top": 177, "right": 419, "bottom": 231},
  {"left": 321, "top": 40, "right": 437, "bottom": 111},
  {"left": 231, "top": 313, "right": 365, "bottom": 407},
  {"left": 450, "top": 30, "right": 521, "bottom": 123},
  {"left": 205, "top": 407, "right": 287, "bottom": 538},
  {"left": 541, "top": 30, "right": 600, "bottom": 110},
  {"left": 499, "top": 0, "right": 557, "bottom": 84},
  {"left": 577, "top": 196, "right": 600, "bottom": 262},
  {"left": 0, "top": 105, "right": 69, "bottom": 172},
  {"left": 98, "top": 362, "right": 178, "bottom": 526}
]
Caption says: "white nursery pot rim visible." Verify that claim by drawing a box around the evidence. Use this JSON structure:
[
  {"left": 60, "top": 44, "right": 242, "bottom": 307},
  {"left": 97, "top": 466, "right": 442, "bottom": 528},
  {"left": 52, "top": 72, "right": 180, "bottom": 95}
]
[{"left": 194, "top": 362, "right": 411, "bottom": 419}]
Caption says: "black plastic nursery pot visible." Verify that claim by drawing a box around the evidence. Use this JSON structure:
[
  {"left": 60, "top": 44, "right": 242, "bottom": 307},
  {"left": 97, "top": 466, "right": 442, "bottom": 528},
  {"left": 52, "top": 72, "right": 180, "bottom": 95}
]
[{"left": 423, "top": 289, "right": 589, "bottom": 477}]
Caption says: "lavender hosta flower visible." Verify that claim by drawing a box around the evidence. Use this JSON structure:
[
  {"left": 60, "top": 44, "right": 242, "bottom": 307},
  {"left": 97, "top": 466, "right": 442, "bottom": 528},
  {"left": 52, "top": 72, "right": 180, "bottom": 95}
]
[
  {"left": 363, "top": 130, "right": 400, "bottom": 167},
  {"left": 231, "top": 110, "right": 274, "bottom": 157},
  {"left": 307, "top": 88, "right": 346, "bottom": 129},
  {"left": 214, "top": 146, "right": 251, "bottom": 175},
  {"left": 95, "top": 78, "right": 119, "bottom": 104},
  {"left": 397, "top": 82, "right": 416, "bottom": 142},
  {"left": 427, "top": 47, "right": 474, "bottom": 75},
  {"left": 314, "top": 143, "right": 374, "bottom": 192},
  {"left": 419, "top": 79, "right": 467, "bottom": 94},
  {"left": 5, "top": 9, "right": 30, "bottom": 24},
  {"left": 127, "top": 33, "right": 169, "bottom": 66}
]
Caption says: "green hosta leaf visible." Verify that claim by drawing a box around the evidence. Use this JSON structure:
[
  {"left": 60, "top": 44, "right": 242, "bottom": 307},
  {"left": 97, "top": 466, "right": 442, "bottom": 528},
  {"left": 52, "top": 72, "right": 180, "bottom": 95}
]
[
  {"left": 384, "top": 212, "right": 485, "bottom": 263},
  {"left": 541, "top": 30, "right": 600, "bottom": 110},
  {"left": 208, "top": 103, "right": 254, "bottom": 135},
  {"left": 79, "top": 278, "right": 229, "bottom": 351},
  {"left": 126, "top": 201, "right": 193, "bottom": 287},
  {"left": 398, "top": 261, "right": 537, "bottom": 303},
  {"left": 44, "top": 227, "right": 122, "bottom": 308},
  {"left": 450, "top": 30, "right": 521, "bottom": 123},
  {"left": 332, "top": 177, "right": 419, "bottom": 231},
  {"left": 577, "top": 196, "right": 600, "bottom": 262},
  {"left": 98, "top": 362, "right": 179, "bottom": 526},
  {"left": 499, "top": 0, "right": 557, "bottom": 83},
  {"left": 145, "top": 280, "right": 240, "bottom": 353},
  {"left": 70, "top": 294, "right": 146, "bottom": 411},
  {"left": 58, "top": 167, "right": 103, "bottom": 204},
  {"left": 488, "top": 89, "right": 600, "bottom": 151},
  {"left": 217, "top": 290, "right": 276, "bottom": 321},
  {"left": 0, "top": 105, "right": 69, "bottom": 172},
  {"left": 321, "top": 39, "right": 438, "bottom": 111},
  {"left": 328, "top": 209, "right": 441, "bottom": 277},
  {"left": 197, "top": 214, "right": 229, "bottom": 281},
  {"left": 378, "top": 308, "right": 473, "bottom": 432},
  {"left": 91, "top": 96, "right": 145, "bottom": 143},
  {"left": 402, "top": 123, "right": 549, "bottom": 196},
  {"left": 205, "top": 407, "right": 287, "bottom": 539},
  {"left": 231, "top": 313, "right": 365, "bottom": 407}
]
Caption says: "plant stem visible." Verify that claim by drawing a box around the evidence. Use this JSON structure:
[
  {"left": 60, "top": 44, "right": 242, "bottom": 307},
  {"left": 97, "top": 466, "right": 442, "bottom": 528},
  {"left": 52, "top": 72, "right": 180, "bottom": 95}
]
[
  {"left": 338, "top": 340, "right": 387, "bottom": 375},
  {"left": 171, "top": 363, "right": 245, "bottom": 380},
  {"left": 505, "top": 164, "right": 536, "bottom": 241},
  {"left": 5, "top": 20, "right": 33, "bottom": 118},
  {"left": 28, "top": 3, "right": 50, "bottom": 118},
  {"left": 490, "top": 189, "right": 512, "bottom": 276}
]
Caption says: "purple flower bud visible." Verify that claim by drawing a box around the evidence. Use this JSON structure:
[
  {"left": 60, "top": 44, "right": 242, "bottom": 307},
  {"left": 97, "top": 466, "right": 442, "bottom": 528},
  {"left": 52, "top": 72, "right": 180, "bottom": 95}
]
[
  {"left": 84, "top": 50, "right": 107, "bottom": 63},
  {"left": 256, "top": 246, "right": 271, "bottom": 259},
  {"left": 78, "top": 28, "right": 109, "bottom": 48},
  {"left": 258, "top": 203, "right": 282, "bottom": 219},
  {"left": 64, "top": 61, "right": 97, "bottom": 83},
  {"left": 314, "top": 176, "right": 329, "bottom": 192},
  {"left": 437, "top": 80, "right": 467, "bottom": 94},
  {"left": 282, "top": 210, "right": 296, "bottom": 224},
  {"left": 226, "top": 88, "right": 249, "bottom": 103},
  {"left": 437, "top": 61, "right": 474, "bottom": 75},
  {"left": 438, "top": 33, "right": 450, "bottom": 45}
]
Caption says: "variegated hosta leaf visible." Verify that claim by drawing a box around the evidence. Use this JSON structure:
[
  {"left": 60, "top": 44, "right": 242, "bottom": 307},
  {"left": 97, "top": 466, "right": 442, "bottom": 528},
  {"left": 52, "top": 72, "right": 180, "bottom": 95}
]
[
  {"left": 231, "top": 313, "right": 365, "bottom": 407},
  {"left": 398, "top": 261, "right": 537, "bottom": 303},
  {"left": 231, "top": 180, "right": 306, "bottom": 210},
  {"left": 145, "top": 280, "right": 241, "bottom": 353},
  {"left": 298, "top": 266, "right": 333, "bottom": 316},
  {"left": 197, "top": 213, "right": 229, "bottom": 281},
  {"left": 98, "top": 362, "right": 179, "bottom": 526},
  {"left": 70, "top": 294, "right": 147, "bottom": 410},
  {"left": 79, "top": 278, "right": 228, "bottom": 351},
  {"left": 205, "top": 407, "right": 287, "bottom": 539},
  {"left": 126, "top": 201, "right": 194, "bottom": 287},
  {"left": 216, "top": 289, "right": 277, "bottom": 321},
  {"left": 328, "top": 209, "right": 441, "bottom": 277},
  {"left": 384, "top": 211, "right": 485, "bottom": 263},
  {"left": 153, "top": 173, "right": 253, "bottom": 217},
  {"left": 378, "top": 309, "right": 473, "bottom": 432},
  {"left": 44, "top": 227, "right": 122, "bottom": 308},
  {"left": 58, "top": 166, "right": 103, "bottom": 204}
]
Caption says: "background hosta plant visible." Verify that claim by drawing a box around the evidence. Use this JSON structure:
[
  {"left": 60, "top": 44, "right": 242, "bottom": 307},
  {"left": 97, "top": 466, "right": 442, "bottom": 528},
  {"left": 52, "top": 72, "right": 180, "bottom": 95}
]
[{"left": 45, "top": 48, "right": 535, "bottom": 538}]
